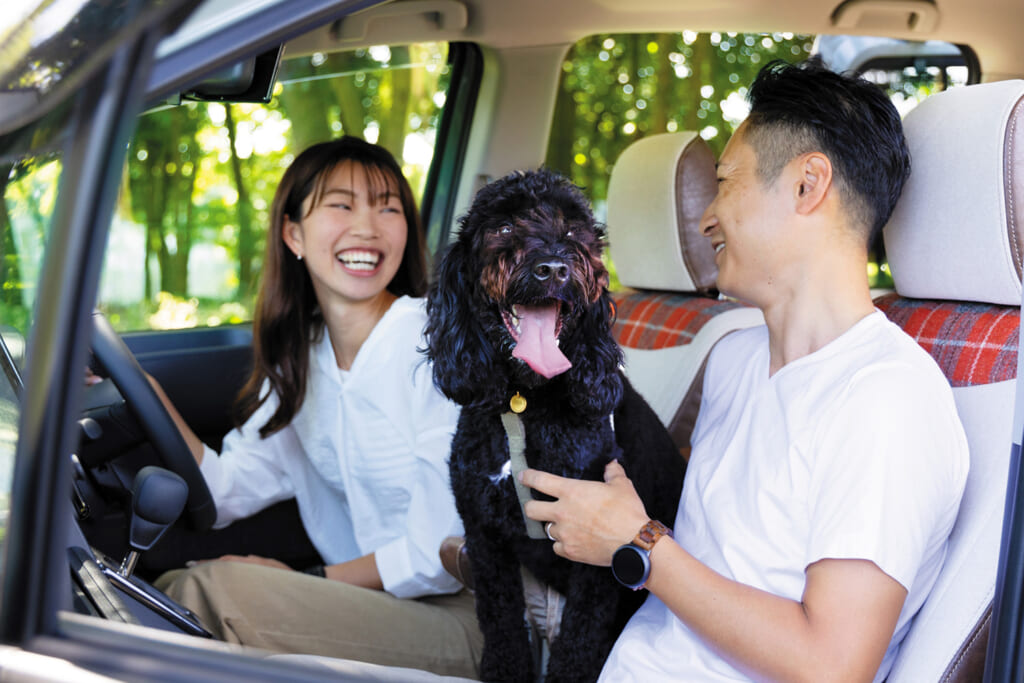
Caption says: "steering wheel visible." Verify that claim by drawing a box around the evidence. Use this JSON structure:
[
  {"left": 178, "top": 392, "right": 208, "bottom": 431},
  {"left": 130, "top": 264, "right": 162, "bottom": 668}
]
[{"left": 90, "top": 310, "right": 217, "bottom": 531}]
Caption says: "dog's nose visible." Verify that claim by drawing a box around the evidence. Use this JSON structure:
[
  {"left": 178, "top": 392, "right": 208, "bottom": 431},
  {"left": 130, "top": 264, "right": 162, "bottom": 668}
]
[{"left": 533, "top": 260, "right": 570, "bottom": 284}]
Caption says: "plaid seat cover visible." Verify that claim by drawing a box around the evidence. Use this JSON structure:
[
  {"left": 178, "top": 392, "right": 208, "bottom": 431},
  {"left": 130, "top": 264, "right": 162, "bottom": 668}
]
[
  {"left": 874, "top": 292, "right": 1020, "bottom": 387},
  {"left": 612, "top": 291, "right": 750, "bottom": 350}
]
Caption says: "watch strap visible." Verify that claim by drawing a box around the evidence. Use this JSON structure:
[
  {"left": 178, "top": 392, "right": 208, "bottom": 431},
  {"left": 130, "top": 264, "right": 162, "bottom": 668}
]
[
  {"left": 300, "top": 564, "right": 326, "bottom": 578},
  {"left": 632, "top": 519, "right": 672, "bottom": 552}
]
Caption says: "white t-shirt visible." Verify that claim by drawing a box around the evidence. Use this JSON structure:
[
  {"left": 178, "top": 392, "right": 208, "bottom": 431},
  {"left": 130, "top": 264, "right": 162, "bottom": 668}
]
[
  {"left": 198, "top": 296, "right": 464, "bottom": 599},
  {"left": 600, "top": 311, "right": 969, "bottom": 682}
]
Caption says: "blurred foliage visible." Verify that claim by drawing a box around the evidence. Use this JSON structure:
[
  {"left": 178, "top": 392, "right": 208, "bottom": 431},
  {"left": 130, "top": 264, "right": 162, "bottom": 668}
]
[
  {"left": 545, "top": 32, "right": 815, "bottom": 203},
  {"left": 102, "top": 292, "right": 249, "bottom": 331},
  {"left": 1, "top": 155, "right": 60, "bottom": 332},
  {"left": 546, "top": 32, "right": 813, "bottom": 292}
]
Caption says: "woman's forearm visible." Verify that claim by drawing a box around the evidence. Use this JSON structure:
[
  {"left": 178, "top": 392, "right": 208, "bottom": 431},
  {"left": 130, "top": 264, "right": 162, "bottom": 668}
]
[{"left": 326, "top": 553, "right": 384, "bottom": 591}]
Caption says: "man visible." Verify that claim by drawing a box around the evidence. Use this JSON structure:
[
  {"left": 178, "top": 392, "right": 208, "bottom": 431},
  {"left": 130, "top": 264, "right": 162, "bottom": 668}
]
[{"left": 521, "top": 59, "right": 968, "bottom": 682}]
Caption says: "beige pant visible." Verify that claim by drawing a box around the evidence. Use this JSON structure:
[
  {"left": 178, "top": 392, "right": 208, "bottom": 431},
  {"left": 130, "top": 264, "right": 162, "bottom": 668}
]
[{"left": 156, "top": 562, "right": 483, "bottom": 679}]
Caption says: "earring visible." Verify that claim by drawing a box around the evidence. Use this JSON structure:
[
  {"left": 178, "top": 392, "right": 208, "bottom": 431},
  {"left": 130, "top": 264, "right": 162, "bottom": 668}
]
[{"left": 297, "top": 253, "right": 303, "bottom": 261}]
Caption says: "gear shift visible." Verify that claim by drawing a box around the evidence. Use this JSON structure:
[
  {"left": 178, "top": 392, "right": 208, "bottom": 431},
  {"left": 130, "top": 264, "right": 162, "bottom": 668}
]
[
  {"left": 94, "top": 465, "right": 212, "bottom": 637},
  {"left": 119, "top": 466, "right": 188, "bottom": 577}
]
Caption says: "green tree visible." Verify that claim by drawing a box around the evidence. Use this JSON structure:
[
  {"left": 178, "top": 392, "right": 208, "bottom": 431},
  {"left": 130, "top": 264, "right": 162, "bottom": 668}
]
[
  {"left": 127, "top": 105, "right": 207, "bottom": 298},
  {"left": 224, "top": 105, "right": 256, "bottom": 298},
  {"left": 0, "top": 166, "right": 22, "bottom": 314}
]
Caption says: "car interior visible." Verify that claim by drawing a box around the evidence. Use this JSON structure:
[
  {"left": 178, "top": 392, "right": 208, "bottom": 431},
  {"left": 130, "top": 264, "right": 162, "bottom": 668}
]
[{"left": 2, "top": 0, "right": 1024, "bottom": 680}]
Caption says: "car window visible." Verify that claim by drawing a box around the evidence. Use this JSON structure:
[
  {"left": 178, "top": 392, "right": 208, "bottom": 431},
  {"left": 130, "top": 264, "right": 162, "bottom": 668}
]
[
  {"left": 0, "top": 100, "right": 73, "bottom": 607},
  {"left": 2, "top": 103, "right": 70, "bottom": 350},
  {"left": 0, "top": 341, "right": 18, "bottom": 565},
  {"left": 2, "top": 157, "right": 59, "bottom": 343},
  {"left": 97, "top": 42, "right": 451, "bottom": 332},
  {"left": 545, "top": 32, "right": 969, "bottom": 290}
]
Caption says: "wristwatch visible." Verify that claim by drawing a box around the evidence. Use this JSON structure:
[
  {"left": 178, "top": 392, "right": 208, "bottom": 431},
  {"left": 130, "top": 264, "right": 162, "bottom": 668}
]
[{"left": 611, "top": 519, "right": 673, "bottom": 590}]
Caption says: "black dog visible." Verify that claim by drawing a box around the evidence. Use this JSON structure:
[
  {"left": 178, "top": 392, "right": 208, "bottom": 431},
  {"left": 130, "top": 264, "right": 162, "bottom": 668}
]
[{"left": 425, "top": 169, "right": 685, "bottom": 682}]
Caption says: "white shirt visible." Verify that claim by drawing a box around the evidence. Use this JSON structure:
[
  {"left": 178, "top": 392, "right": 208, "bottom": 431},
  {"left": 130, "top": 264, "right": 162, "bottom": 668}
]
[
  {"left": 600, "top": 311, "right": 969, "bottom": 682},
  {"left": 198, "top": 296, "right": 464, "bottom": 599}
]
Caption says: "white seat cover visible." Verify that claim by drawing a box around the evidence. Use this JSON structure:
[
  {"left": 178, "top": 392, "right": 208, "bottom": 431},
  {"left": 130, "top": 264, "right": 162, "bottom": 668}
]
[{"left": 882, "top": 79, "right": 1024, "bottom": 681}]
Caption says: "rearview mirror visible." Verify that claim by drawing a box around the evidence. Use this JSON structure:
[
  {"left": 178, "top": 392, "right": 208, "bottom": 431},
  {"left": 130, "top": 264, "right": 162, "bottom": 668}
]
[
  {"left": 814, "top": 35, "right": 978, "bottom": 89},
  {"left": 182, "top": 45, "right": 283, "bottom": 102}
]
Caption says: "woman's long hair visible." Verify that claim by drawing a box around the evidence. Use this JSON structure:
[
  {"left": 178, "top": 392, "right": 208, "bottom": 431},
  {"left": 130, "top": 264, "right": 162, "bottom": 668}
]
[{"left": 234, "top": 136, "right": 427, "bottom": 437}]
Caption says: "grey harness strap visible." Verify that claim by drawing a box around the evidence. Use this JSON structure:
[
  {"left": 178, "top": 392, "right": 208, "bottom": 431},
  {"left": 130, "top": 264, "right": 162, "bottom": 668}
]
[{"left": 501, "top": 411, "right": 549, "bottom": 539}]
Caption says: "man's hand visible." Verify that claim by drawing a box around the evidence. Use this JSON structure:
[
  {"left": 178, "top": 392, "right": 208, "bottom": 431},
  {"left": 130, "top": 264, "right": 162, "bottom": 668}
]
[{"left": 519, "top": 460, "right": 650, "bottom": 566}]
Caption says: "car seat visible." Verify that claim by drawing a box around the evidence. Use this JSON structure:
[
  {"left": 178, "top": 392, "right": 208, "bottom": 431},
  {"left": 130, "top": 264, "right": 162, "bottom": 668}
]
[
  {"left": 605, "top": 130, "right": 763, "bottom": 452},
  {"left": 878, "top": 78, "right": 1024, "bottom": 682}
]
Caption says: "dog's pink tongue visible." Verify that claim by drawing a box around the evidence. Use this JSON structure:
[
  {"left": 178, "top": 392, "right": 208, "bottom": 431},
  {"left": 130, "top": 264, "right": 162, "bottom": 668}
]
[{"left": 511, "top": 305, "right": 572, "bottom": 379}]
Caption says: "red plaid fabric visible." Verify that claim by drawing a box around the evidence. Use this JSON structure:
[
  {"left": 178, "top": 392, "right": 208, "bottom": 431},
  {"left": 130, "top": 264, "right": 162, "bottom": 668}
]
[
  {"left": 874, "top": 292, "right": 1020, "bottom": 387},
  {"left": 612, "top": 291, "right": 751, "bottom": 350}
]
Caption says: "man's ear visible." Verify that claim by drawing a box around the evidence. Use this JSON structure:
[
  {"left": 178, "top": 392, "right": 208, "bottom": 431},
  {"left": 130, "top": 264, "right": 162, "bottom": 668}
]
[
  {"left": 282, "top": 215, "right": 304, "bottom": 259},
  {"left": 793, "top": 152, "right": 833, "bottom": 216}
]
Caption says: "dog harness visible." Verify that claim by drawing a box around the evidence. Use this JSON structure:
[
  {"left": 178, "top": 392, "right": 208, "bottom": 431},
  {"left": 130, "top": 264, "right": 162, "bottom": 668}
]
[
  {"left": 501, "top": 411, "right": 549, "bottom": 539},
  {"left": 501, "top": 395, "right": 617, "bottom": 541}
]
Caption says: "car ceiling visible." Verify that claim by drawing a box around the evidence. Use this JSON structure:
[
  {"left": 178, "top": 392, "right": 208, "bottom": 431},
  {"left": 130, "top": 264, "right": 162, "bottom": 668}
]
[{"left": 164, "top": 0, "right": 1023, "bottom": 83}]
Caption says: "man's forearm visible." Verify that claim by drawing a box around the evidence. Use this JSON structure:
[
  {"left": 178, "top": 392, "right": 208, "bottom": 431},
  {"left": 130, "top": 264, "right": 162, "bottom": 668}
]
[{"left": 643, "top": 540, "right": 903, "bottom": 683}]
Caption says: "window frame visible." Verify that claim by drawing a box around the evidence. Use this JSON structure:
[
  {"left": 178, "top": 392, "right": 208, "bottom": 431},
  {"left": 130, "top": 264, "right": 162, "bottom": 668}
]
[{"left": 1, "top": 32, "right": 158, "bottom": 646}]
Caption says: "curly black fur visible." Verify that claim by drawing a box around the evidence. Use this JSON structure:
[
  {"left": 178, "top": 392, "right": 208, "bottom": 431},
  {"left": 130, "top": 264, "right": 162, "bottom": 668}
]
[{"left": 424, "top": 169, "right": 685, "bottom": 682}]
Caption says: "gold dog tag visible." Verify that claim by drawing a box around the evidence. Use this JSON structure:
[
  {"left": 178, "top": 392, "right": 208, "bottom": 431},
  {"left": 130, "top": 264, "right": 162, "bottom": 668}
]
[{"left": 510, "top": 392, "right": 527, "bottom": 413}]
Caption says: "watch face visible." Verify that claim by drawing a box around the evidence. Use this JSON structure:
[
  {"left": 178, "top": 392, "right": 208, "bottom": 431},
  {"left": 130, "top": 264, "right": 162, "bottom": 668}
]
[{"left": 612, "top": 544, "right": 649, "bottom": 588}]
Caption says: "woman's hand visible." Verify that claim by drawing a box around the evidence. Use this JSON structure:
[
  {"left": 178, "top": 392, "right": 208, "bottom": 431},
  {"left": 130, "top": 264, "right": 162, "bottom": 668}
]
[{"left": 519, "top": 460, "right": 650, "bottom": 566}]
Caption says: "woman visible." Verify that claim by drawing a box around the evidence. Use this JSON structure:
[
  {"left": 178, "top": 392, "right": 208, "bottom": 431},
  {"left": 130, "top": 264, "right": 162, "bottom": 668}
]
[{"left": 155, "top": 137, "right": 481, "bottom": 679}]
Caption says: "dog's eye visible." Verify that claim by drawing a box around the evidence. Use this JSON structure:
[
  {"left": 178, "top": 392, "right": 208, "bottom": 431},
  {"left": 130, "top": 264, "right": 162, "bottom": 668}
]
[
  {"left": 566, "top": 231, "right": 573, "bottom": 237},
  {"left": 499, "top": 225, "right": 512, "bottom": 235}
]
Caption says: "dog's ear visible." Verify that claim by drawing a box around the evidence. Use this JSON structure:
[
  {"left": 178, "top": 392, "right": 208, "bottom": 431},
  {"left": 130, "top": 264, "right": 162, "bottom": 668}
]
[
  {"left": 424, "top": 239, "right": 506, "bottom": 408},
  {"left": 562, "top": 289, "right": 623, "bottom": 415}
]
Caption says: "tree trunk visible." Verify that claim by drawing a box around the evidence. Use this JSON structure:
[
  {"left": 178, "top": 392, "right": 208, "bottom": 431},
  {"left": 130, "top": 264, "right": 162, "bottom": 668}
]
[
  {"left": 278, "top": 80, "right": 335, "bottom": 151},
  {"left": 225, "top": 105, "right": 255, "bottom": 298},
  {"left": 378, "top": 46, "right": 412, "bottom": 157},
  {"left": 546, "top": 65, "right": 575, "bottom": 177}
]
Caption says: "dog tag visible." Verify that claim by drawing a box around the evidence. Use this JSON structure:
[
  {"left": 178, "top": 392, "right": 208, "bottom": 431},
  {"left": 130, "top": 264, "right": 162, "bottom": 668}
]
[{"left": 510, "top": 392, "right": 527, "bottom": 413}]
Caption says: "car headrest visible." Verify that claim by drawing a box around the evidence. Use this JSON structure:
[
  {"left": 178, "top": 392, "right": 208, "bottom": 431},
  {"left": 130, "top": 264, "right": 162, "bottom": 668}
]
[
  {"left": 884, "top": 80, "right": 1024, "bottom": 306},
  {"left": 606, "top": 131, "right": 718, "bottom": 294}
]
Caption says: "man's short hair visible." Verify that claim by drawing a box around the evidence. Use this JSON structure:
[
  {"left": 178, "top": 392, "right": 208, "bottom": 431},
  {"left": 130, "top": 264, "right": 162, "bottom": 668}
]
[{"left": 744, "top": 59, "right": 911, "bottom": 243}]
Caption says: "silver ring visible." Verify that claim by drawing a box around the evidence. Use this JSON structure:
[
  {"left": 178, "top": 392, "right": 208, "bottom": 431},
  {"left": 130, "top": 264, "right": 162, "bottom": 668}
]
[{"left": 545, "top": 522, "right": 556, "bottom": 542}]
